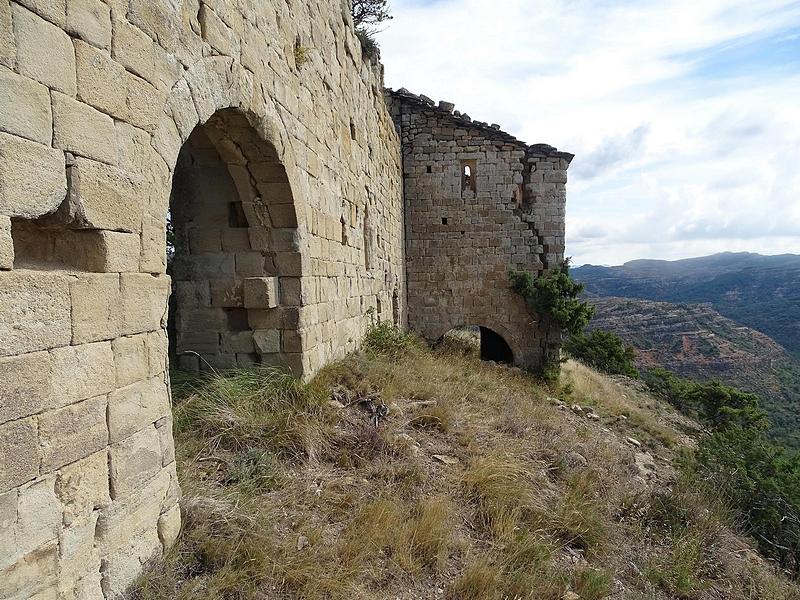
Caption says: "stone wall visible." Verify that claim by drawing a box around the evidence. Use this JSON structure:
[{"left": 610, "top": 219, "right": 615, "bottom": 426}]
[
  {"left": 389, "top": 89, "right": 573, "bottom": 369},
  {"left": 0, "top": 0, "right": 403, "bottom": 597}
]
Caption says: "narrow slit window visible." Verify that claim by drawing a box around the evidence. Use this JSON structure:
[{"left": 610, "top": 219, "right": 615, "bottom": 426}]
[
  {"left": 441, "top": 217, "right": 448, "bottom": 225},
  {"left": 426, "top": 165, "right": 432, "bottom": 173},
  {"left": 461, "top": 160, "right": 477, "bottom": 192}
]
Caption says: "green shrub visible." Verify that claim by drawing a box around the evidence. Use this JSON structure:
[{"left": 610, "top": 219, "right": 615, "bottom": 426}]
[
  {"left": 564, "top": 329, "right": 638, "bottom": 378},
  {"left": 362, "top": 321, "right": 424, "bottom": 359},
  {"left": 509, "top": 260, "right": 595, "bottom": 337}
]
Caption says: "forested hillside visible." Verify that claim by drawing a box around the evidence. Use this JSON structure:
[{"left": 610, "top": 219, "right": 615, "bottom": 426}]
[{"left": 585, "top": 297, "right": 800, "bottom": 447}]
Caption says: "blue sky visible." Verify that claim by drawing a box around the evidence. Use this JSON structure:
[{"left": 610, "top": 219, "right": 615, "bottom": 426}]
[{"left": 377, "top": 0, "right": 800, "bottom": 266}]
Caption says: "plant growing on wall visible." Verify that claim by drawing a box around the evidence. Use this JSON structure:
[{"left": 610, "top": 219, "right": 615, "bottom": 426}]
[
  {"left": 350, "top": 0, "right": 392, "bottom": 59},
  {"left": 509, "top": 259, "right": 595, "bottom": 338}
]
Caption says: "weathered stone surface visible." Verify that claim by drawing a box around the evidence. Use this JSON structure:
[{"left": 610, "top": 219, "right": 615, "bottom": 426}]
[
  {"left": 157, "top": 503, "right": 181, "bottom": 548},
  {"left": 0, "top": 215, "right": 12, "bottom": 270},
  {"left": 96, "top": 462, "right": 171, "bottom": 557},
  {"left": 125, "top": 72, "right": 164, "bottom": 133},
  {"left": 112, "top": 19, "right": 155, "bottom": 84},
  {"left": 75, "top": 39, "right": 126, "bottom": 118},
  {"left": 55, "top": 450, "right": 110, "bottom": 526},
  {"left": 0, "top": 271, "right": 71, "bottom": 357},
  {"left": 0, "top": 539, "right": 58, "bottom": 600},
  {"left": 147, "top": 330, "right": 168, "bottom": 377},
  {"left": 16, "top": 476, "right": 62, "bottom": 554},
  {"left": 52, "top": 92, "right": 116, "bottom": 163},
  {"left": 0, "top": 418, "right": 38, "bottom": 492},
  {"left": 70, "top": 273, "right": 121, "bottom": 344},
  {"left": 65, "top": 0, "right": 111, "bottom": 49},
  {"left": 0, "top": 489, "right": 17, "bottom": 569},
  {"left": 12, "top": 3, "right": 75, "bottom": 94},
  {"left": 140, "top": 214, "right": 168, "bottom": 274},
  {"left": 38, "top": 395, "right": 108, "bottom": 473},
  {"left": 15, "top": 0, "right": 66, "bottom": 26},
  {"left": 0, "top": 132, "right": 67, "bottom": 219},
  {"left": 0, "top": 67, "right": 52, "bottom": 144},
  {"left": 0, "top": 351, "right": 52, "bottom": 424},
  {"left": 120, "top": 273, "right": 170, "bottom": 335},
  {"left": 50, "top": 341, "right": 115, "bottom": 406},
  {"left": 109, "top": 426, "right": 163, "bottom": 499},
  {"left": 155, "top": 415, "right": 175, "bottom": 466},
  {"left": 253, "top": 329, "right": 281, "bottom": 354},
  {"left": 100, "top": 528, "right": 161, "bottom": 599},
  {"left": 0, "top": 0, "right": 14, "bottom": 68},
  {"left": 69, "top": 157, "right": 140, "bottom": 232},
  {"left": 243, "top": 276, "right": 279, "bottom": 308},
  {"left": 108, "top": 377, "right": 169, "bottom": 443},
  {"left": 112, "top": 334, "right": 150, "bottom": 387}
]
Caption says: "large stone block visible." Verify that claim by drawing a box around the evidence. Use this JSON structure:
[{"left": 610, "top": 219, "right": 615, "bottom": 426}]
[
  {"left": 120, "top": 273, "right": 170, "bottom": 335},
  {"left": 50, "top": 341, "right": 115, "bottom": 406},
  {"left": 125, "top": 72, "right": 164, "bottom": 134},
  {"left": 0, "top": 489, "right": 17, "bottom": 570},
  {"left": 38, "top": 394, "right": 108, "bottom": 473},
  {"left": 0, "top": 132, "right": 67, "bottom": 219},
  {"left": 140, "top": 214, "right": 167, "bottom": 274},
  {"left": 0, "top": 351, "right": 53, "bottom": 424},
  {"left": 0, "top": 417, "right": 38, "bottom": 492},
  {"left": 12, "top": 3, "right": 75, "bottom": 94},
  {"left": 147, "top": 330, "right": 168, "bottom": 377},
  {"left": 0, "top": 66, "right": 52, "bottom": 144},
  {"left": 0, "top": 271, "right": 71, "bottom": 357},
  {"left": 100, "top": 528, "right": 160, "bottom": 600},
  {"left": 0, "top": 215, "right": 12, "bottom": 270},
  {"left": 52, "top": 92, "right": 116, "bottom": 163},
  {"left": 65, "top": 0, "right": 111, "bottom": 49},
  {"left": 68, "top": 157, "right": 140, "bottom": 232},
  {"left": 109, "top": 426, "right": 163, "bottom": 499},
  {"left": 0, "top": 0, "right": 13, "bottom": 68},
  {"left": 75, "top": 40, "right": 127, "bottom": 118},
  {"left": 157, "top": 503, "right": 181, "bottom": 548},
  {"left": 70, "top": 273, "right": 122, "bottom": 344},
  {"left": 58, "top": 510, "right": 100, "bottom": 582},
  {"left": 98, "top": 459, "right": 168, "bottom": 551},
  {"left": 243, "top": 276, "right": 279, "bottom": 308},
  {"left": 15, "top": 0, "right": 66, "bottom": 26},
  {"left": 253, "top": 329, "right": 281, "bottom": 354},
  {"left": 112, "top": 334, "right": 150, "bottom": 387},
  {"left": 112, "top": 19, "right": 155, "bottom": 85},
  {"left": 16, "top": 476, "right": 62, "bottom": 555},
  {"left": 55, "top": 450, "right": 110, "bottom": 526},
  {"left": 107, "top": 376, "right": 169, "bottom": 443},
  {"left": 0, "top": 539, "right": 58, "bottom": 600}
]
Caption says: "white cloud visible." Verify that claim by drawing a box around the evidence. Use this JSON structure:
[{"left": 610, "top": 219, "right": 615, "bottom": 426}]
[{"left": 378, "top": 0, "right": 800, "bottom": 265}]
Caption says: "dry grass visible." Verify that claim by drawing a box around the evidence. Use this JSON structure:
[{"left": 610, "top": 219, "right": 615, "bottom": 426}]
[{"left": 132, "top": 330, "right": 800, "bottom": 600}]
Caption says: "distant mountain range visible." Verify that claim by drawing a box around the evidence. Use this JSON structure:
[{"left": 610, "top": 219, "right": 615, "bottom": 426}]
[
  {"left": 572, "top": 253, "right": 800, "bottom": 446},
  {"left": 574, "top": 252, "right": 800, "bottom": 356}
]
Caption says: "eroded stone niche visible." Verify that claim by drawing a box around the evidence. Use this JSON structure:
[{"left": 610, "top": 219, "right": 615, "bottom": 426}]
[{"left": 168, "top": 110, "right": 302, "bottom": 373}]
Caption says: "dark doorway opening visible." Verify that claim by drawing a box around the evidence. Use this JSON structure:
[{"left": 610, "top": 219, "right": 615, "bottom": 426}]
[{"left": 479, "top": 326, "right": 514, "bottom": 364}]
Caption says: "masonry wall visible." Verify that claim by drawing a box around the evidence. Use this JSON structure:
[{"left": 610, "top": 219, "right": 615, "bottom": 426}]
[
  {"left": 390, "top": 92, "right": 571, "bottom": 369},
  {"left": 0, "top": 1, "right": 403, "bottom": 597}
]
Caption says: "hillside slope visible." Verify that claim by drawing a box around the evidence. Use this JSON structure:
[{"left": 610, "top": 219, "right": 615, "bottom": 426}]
[
  {"left": 573, "top": 252, "right": 800, "bottom": 356},
  {"left": 132, "top": 330, "right": 798, "bottom": 600},
  {"left": 585, "top": 297, "right": 800, "bottom": 447}
]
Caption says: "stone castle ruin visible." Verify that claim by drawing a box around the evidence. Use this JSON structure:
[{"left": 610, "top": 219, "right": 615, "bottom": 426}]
[{"left": 0, "top": 1, "right": 571, "bottom": 597}]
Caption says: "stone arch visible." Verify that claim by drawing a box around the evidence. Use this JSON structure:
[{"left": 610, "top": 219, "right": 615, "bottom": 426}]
[
  {"left": 148, "top": 58, "right": 310, "bottom": 376},
  {"left": 436, "top": 320, "right": 520, "bottom": 365}
]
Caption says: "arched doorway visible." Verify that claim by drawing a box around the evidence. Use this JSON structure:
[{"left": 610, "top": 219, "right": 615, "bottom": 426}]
[
  {"left": 167, "top": 109, "right": 303, "bottom": 374},
  {"left": 441, "top": 325, "right": 514, "bottom": 364}
]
